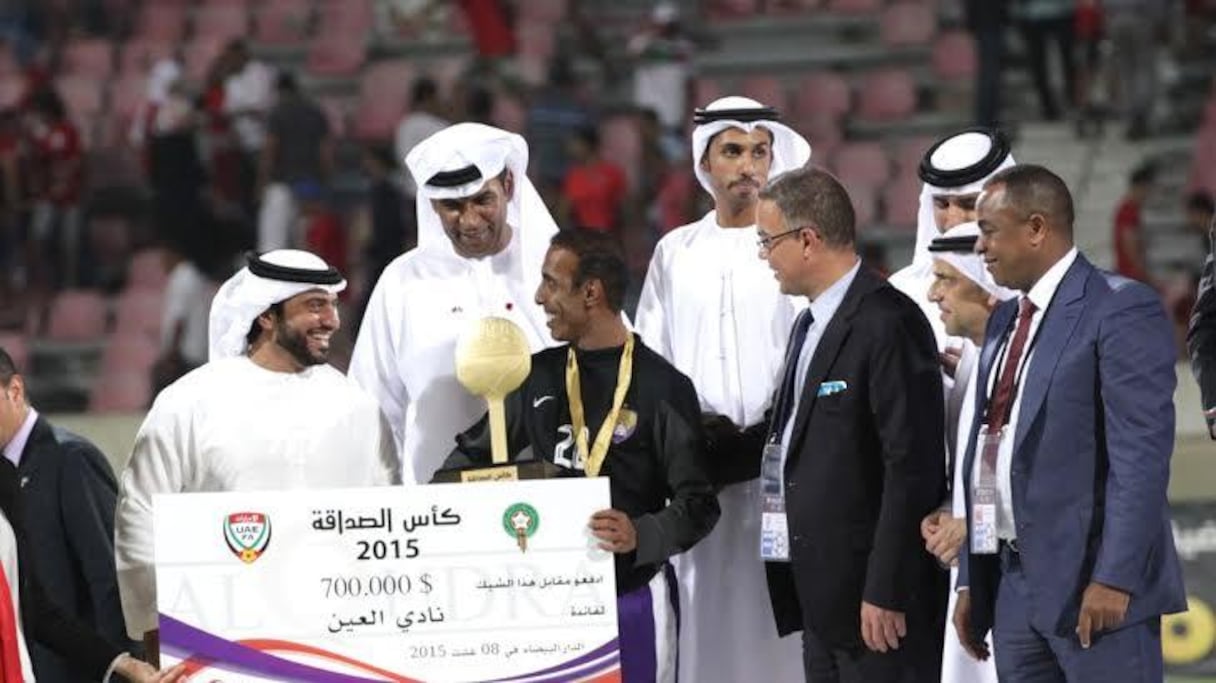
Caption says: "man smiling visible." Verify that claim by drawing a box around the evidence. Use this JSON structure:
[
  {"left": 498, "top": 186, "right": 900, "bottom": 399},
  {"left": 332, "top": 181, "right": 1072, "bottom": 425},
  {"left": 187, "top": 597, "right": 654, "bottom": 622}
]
[
  {"left": 351, "top": 123, "right": 560, "bottom": 484},
  {"left": 115, "top": 250, "right": 400, "bottom": 662},
  {"left": 438, "top": 229, "right": 719, "bottom": 682}
]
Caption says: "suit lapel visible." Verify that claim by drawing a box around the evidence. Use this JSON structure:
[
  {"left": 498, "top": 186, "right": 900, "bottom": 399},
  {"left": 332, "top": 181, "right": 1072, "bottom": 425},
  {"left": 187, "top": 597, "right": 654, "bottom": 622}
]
[
  {"left": 962, "top": 300, "right": 1016, "bottom": 496},
  {"left": 16, "top": 417, "right": 52, "bottom": 483},
  {"left": 1012, "top": 256, "right": 1091, "bottom": 456},
  {"left": 785, "top": 269, "right": 877, "bottom": 469}
]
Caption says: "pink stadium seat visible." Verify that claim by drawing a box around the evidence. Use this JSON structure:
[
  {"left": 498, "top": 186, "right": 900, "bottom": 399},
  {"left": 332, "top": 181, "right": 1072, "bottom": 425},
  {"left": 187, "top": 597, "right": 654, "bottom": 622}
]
[
  {"left": 894, "top": 135, "right": 934, "bottom": 174},
  {"left": 62, "top": 39, "right": 114, "bottom": 79},
  {"left": 114, "top": 290, "right": 165, "bottom": 342},
  {"left": 516, "top": 20, "right": 556, "bottom": 60},
  {"left": 832, "top": 142, "right": 891, "bottom": 191},
  {"left": 794, "top": 71, "right": 851, "bottom": 120},
  {"left": 519, "top": 0, "right": 567, "bottom": 22},
  {"left": 183, "top": 38, "right": 227, "bottom": 82},
  {"left": 56, "top": 78, "right": 106, "bottom": 118},
  {"left": 708, "top": 0, "right": 759, "bottom": 19},
  {"left": 830, "top": 0, "right": 883, "bottom": 13},
  {"left": 109, "top": 74, "right": 147, "bottom": 123},
  {"left": 193, "top": 6, "right": 250, "bottom": 41},
  {"left": 353, "top": 101, "right": 404, "bottom": 141},
  {"left": 100, "top": 333, "right": 161, "bottom": 374},
  {"left": 89, "top": 371, "right": 152, "bottom": 413},
  {"left": 0, "top": 333, "right": 27, "bottom": 371},
  {"left": 797, "top": 113, "right": 843, "bottom": 161},
  {"left": 740, "top": 75, "right": 788, "bottom": 113},
  {"left": 693, "top": 78, "right": 724, "bottom": 109},
  {"left": 857, "top": 69, "right": 917, "bottom": 122},
  {"left": 359, "top": 59, "right": 415, "bottom": 106},
  {"left": 46, "top": 290, "right": 109, "bottom": 342},
  {"left": 307, "top": 37, "right": 365, "bottom": 77},
  {"left": 880, "top": 2, "right": 937, "bottom": 46},
  {"left": 492, "top": 93, "right": 527, "bottom": 134},
  {"left": 933, "top": 31, "right": 977, "bottom": 81},
  {"left": 318, "top": 0, "right": 374, "bottom": 36},
  {"left": 256, "top": 0, "right": 312, "bottom": 44},
  {"left": 120, "top": 40, "right": 175, "bottom": 77},
  {"left": 127, "top": 249, "right": 169, "bottom": 290},
  {"left": 850, "top": 184, "right": 878, "bottom": 228},
  {"left": 0, "top": 78, "right": 22, "bottom": 109},
  {"left": 883, "top": 175, "right": 923, "bottom": 228},
  {"left": 137, "top": 4, "right": 187, "bottom": 42}
]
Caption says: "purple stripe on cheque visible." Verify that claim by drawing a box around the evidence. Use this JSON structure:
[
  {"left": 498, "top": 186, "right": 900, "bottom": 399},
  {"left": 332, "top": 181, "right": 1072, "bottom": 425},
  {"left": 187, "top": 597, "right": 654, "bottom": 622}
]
[{"left": 160, "top": 614, "right": 620, "bottom": 683}]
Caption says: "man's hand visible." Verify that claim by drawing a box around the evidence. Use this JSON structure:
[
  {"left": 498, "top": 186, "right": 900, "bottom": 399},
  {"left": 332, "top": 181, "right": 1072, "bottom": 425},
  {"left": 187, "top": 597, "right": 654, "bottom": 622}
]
[
  {"left": 952, "top": 590, "right": 990, "bottom": 661},
  {"left": 860, "top": 601, "right": 906, "bottom": 653},
  {"left": 921, "top": 508, "right": 948, "bottom": 543},
  {"left": 589, "top": 509, "right": 637, "bottom": 554},
  {"left": 926, "top": 516, "right": 967, "bottom": 567},
  {"left": 941, "top": 346, "right": 963, "bottom": 378},
  {"left": 1076, "top": 582, "right": 1131, "bottom": 648},
  {"left": 114, "top": 654, "right": 188, "bottom": 682}
]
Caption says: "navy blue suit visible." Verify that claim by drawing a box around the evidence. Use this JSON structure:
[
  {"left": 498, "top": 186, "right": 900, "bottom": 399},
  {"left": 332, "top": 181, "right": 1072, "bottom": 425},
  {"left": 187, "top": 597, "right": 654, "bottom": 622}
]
[{"left": 958, "top": 254, "right": 1186, "bottom": 680}]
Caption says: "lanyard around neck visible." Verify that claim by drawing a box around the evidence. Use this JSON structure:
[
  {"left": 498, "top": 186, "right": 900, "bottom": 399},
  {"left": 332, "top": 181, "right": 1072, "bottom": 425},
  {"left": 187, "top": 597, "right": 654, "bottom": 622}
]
[{"left": 565, "top": 334, "right": 635, "bottom": 477}]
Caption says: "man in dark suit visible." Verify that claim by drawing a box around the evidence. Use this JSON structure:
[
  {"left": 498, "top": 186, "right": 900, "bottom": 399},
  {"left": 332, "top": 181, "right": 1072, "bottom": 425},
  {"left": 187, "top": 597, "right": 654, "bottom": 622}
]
[
  {"left": 954, "top": 165, "right": 1185, "bottom": 681},
  {"left": 1187, "top": 213, "right": 1216, "bottom": 439},
  {"left": 745, "top": 165, "right": 946, "bottom": 681},
  {"left": 0, "top": 346, "right": 137, "bottom": 681},
  {"left": 0, "top": 347, "right": 183, "bottom": 681}
]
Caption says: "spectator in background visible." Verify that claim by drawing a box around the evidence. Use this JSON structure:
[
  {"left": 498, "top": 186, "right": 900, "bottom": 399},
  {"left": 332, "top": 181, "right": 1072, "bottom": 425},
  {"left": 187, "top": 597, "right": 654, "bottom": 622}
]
[
  {"left": 628, "top": 2, "right": 693, "bottom": 136},
  {"left": 222, "top": 39, "right": 274, "bottom": 208},
  {"left": 1073, "top": 0, "right": 1104, "bottom": 138},
  {"left": 201, "top": 51, "right": 243, "bottom": 209},
  {"left": 525, "top": 58, "right": 592, "bottom": 203},
  {"left": 145, "top": 74, "right": 206, "bottom": 256},
  {"left": 457, "top": 0, "right": 515, "bottom": 62},
  {"left": 0, "top": 348, "right": 144, "bottom": 682},
  {"left": 257, "top": 72, "right": 332, "bottom": 253},
  {"left": 1113, "top": 162, "right": 1156, "bottom": 285},
  {"left": 153, "top": 247, "right": 221, "bottom": 395},
  {"left": 294, "top": 180, "right": 346, "bottom": 278},
  {"left": 964, "top": 0, "right": 1010, "bottom": 127},
  {"left": 1105, "top": 0, "right": 1165, "bottom": 139},
  {"left": 559, "top": 125, "right": 626, "bottom": 234},
  {"left": 1189, "top": 213, "right": 1216, "bottom": 439},
  {"left": 25, "top": 88, "right": 83, "bottom": 289},
  {"left": 358, "top": 145, "right": 411, "bottom": 330},
  {"left": 394, "top": 76, "right": 449, "bottom": 200},
  {"left": 0, "top": 109, "right": 24, "bottom": 292},
  {"left": 1015, "top": 0, "right": 1076, "bottom": 121},
  {"left": 1186, "top": 191, "right": 1214, "bottom": 256}
]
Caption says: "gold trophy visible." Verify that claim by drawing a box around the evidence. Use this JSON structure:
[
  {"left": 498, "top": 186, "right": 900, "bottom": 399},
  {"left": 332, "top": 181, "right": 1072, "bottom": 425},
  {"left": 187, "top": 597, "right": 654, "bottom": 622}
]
[{"left": 432, "top": 317, "right": 563, "bottom": 483}]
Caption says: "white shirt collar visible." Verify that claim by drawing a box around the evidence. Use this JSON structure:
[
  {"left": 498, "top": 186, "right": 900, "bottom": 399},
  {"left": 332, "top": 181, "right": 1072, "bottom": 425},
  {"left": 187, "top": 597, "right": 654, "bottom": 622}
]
[
  {"left": 809, "top": 258, "right": 861, "bottom": 325},
  {"left": 1025, "top": 247, "right": 1078, "bottom": 312}
]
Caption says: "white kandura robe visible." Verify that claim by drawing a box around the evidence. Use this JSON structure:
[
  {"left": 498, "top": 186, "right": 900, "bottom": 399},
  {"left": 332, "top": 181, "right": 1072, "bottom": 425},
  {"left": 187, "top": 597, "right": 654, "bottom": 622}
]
[
  {"left": 348, "top": 232, "right": 555, "bottom": 484},
  {"left": 115, "top": 357, "right": 400, "bottom": 639},
  {"left": 944, "top": 342, "right": 998, "bottom": 683},
  {"left": 635, "top": 212, "right": 805, "bottom": 683}
]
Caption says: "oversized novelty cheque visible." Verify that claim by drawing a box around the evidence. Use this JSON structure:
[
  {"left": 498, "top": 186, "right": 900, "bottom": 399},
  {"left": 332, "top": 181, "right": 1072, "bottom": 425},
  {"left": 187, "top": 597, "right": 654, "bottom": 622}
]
[{"left": 153, "top": 478, "right": 620, "bottom": 682}]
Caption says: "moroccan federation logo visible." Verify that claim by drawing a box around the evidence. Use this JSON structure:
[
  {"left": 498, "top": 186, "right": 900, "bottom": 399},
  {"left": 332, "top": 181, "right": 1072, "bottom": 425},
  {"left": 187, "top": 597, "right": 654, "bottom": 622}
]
[
  {"left": 224, "top": 512, "right": 271, "bottom": 564},
  {"left": 502, "top": 502, "right": 539, "bottom": 552}
]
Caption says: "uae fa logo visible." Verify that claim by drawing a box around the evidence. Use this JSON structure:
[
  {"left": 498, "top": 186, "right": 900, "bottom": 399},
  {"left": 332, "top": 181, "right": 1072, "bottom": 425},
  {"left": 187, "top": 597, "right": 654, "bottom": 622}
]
[
  {"left": 502, "top": 502, "right": 539, "bottom": 552},
  {"left": 223, "top": 512, "right": 271, "bottom": 564}
]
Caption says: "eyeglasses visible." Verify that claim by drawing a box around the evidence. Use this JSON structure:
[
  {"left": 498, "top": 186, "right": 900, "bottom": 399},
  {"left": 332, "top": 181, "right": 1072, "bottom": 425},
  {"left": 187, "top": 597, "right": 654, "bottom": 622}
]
[{"left": 757, "top": 226, "right": 810, "bottom": 253}]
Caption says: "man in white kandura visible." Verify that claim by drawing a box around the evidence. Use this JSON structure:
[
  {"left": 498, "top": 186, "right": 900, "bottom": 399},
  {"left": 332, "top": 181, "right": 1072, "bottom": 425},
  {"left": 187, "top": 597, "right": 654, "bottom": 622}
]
[
  {"left": 350, "top": 123, "right": 559, "bottom": 483},
  {"left": 923, "top": 222, "right": 1013, "bottom": 683},
  {"left": 635, "top": 96, "right": 810, "bottom": 683},
  {"left": 115, "top": 250, "right": 400, "bottom": 659}
]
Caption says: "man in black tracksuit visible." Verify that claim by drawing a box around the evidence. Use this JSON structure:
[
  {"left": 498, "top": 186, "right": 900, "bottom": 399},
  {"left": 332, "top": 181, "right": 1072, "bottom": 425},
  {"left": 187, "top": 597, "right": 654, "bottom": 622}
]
[{"left": 438, "top": 228, "right": 719, "bottom": 681}]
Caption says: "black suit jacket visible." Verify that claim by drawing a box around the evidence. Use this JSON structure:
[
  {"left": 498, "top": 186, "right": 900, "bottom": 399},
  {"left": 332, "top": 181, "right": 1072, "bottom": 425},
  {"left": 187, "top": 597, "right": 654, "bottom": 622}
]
[
  {"left": 737, "top": 267, "right": 947, "bottom": 649},
  {"left": 1188, "top": 235, "right": 1216, "bottom": 438},
  {"left": 0, "top": 447, "right": 121, "bottom": 679},
  {"left": 18, "top": 417, "right": 138, "bottom": 680}
]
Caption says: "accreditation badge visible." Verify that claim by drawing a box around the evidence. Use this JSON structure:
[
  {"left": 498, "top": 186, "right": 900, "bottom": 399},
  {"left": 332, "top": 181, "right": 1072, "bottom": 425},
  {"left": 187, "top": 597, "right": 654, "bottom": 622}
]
[
  {"left": 759, "top": 442, "right": 790, "bottom": 561},
  {"left": 970, "top": 425, "right": 1002, "bottom": 555}
]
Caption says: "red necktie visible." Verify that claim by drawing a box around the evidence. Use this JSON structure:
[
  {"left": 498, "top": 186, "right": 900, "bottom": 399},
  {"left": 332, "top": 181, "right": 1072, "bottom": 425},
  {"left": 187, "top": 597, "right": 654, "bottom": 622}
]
[
  {"left": 0, "top": 560, "right": 25, "bottom": 683},
  {"left": 982, "top": 297, "right": 1037, "bottom": 472}
]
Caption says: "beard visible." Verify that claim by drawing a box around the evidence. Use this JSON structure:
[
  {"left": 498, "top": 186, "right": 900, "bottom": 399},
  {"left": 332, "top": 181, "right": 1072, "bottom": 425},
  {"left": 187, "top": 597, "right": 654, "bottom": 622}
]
[{"left": 274, "top": 317, "right": 328, "bottom": 367}]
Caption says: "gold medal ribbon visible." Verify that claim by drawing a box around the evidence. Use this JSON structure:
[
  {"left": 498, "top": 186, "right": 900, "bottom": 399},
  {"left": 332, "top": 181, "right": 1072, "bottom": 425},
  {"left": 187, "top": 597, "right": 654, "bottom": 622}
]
[{"left": 565, "top": 334, "right": 634, "bottom": 477}]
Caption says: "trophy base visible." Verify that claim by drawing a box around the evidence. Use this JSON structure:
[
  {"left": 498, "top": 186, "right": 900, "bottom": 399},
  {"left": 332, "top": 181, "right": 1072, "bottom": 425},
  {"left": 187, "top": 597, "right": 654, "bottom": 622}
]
[{"left": 432, "top": 459, "right": 565, "bottom": 483}]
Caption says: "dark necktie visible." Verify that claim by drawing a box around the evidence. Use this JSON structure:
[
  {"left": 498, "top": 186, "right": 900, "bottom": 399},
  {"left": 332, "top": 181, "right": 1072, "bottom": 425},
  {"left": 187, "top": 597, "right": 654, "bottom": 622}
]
[
  {"left": 982, "top": 297, "right": 1037, "bottom": 471},
  {"left": 771, "top": 308, "right": 814, "bottom": 439}
]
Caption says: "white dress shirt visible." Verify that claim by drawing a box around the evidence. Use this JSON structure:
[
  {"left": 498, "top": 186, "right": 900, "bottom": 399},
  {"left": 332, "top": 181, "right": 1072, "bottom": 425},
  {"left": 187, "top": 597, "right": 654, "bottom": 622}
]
[{"left": 976, "top": 247, "right": 1078, "bottom": 539}]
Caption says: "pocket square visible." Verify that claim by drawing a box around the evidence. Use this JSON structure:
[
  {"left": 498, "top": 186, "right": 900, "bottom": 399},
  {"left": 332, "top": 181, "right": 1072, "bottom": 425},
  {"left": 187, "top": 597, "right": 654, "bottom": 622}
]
[{"left": 818, "top": 380, "right": 848, "bottom": 397}]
